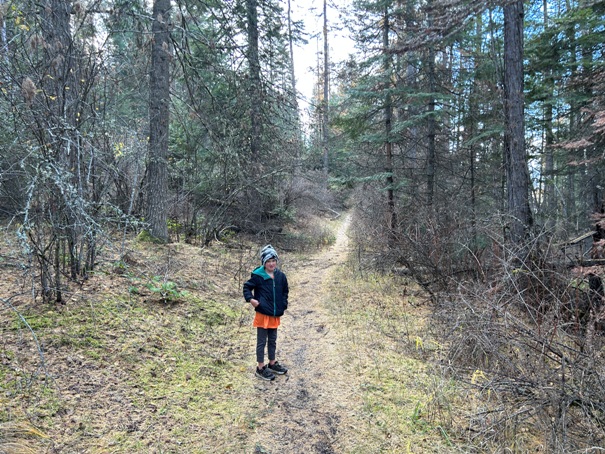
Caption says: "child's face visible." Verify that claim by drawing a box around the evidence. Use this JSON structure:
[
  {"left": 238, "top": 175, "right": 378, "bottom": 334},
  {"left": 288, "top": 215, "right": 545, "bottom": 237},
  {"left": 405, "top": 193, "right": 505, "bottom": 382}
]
[{"left": 264, "top": 258, "right": 277, "bottom": 273}]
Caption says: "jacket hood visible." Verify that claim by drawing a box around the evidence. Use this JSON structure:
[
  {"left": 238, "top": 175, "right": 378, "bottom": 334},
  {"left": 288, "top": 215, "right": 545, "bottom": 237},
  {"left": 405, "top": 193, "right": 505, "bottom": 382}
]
[{"left": 252, "top": 265, "right": 272, "bottom": 280}]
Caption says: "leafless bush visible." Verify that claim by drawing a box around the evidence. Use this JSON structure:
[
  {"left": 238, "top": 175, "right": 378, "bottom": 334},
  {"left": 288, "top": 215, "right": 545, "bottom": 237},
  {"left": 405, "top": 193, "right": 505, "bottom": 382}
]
[
  {"left": 0, "top": 159, "right": 27, "bottom": 219},
  {"left": 287, "top": 171, "right": 339, "bottom": 219},
  {"left": 351, "top": 184, "right": 488, "bottom": 296},
  {"left": 351, "top": 189, "right": 605, "bottom": 449},
  {"left": 277, "top": 215, "right": 337, "bottom": 252},
  {"left": 435, "top": 231, "right": 605, "bottom": 451},
  {"left": 348, "top": 183, "right": 398, "bottom": 270}
]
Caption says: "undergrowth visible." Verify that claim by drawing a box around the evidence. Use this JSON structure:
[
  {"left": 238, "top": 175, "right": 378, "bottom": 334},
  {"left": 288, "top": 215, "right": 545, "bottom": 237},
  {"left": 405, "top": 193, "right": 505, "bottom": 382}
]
[
  {"left": 0, "top": 238, "right": 261, "bottom": 453},
  {"left": 2, "top": 215, "right": 559, "bottom": 453},
  {"left": 322, "top": 261, "right": 469, "bottom": 452}
]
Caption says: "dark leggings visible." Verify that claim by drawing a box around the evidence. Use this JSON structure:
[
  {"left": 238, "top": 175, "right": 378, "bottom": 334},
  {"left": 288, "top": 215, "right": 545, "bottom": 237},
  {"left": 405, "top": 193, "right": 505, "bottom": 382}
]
[{"left": 256, "top": 328, "right": 277, "bottom": 364}]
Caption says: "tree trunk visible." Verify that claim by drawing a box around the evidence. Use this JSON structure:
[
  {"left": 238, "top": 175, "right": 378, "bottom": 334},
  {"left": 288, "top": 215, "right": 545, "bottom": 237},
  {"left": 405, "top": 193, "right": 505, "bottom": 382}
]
[
  {"left": 424, "top": 0, "right": 437, "bottom": 209},
  {"left": 287, "top": 0, "right": 303, "bottom": 170},
  {"left": 383, "top": 6, "right": 396, "bottom": 234},
  {"left": 542, "top": 0, "right": 556, "bottom": 228},
  {"left": 564, "top": 0, "right": 578, "bottom": 229},
  {"left": 426, "top": 44, "right": 436, "bottom": 207},
  {"left": 577, "top": 0, "right": 598, "bottom": 217},
  {"left": 0, "top": 0, "right": 7, "bottom": 66},
  {"left": 322, "top": 0, "right": 330, "bottom": 180},
  {"left": 287, "top": 0, "right": 298, "bottom": 114},
  {"left": 146, "top": 0, "right": 171, "bottom": 242},
  {"left": 247, "top": 0, "right": 262, "bottom": 159},
  {"left": 504, "top": 0, "right": 532, "bottom": 247},
  {"left": 403, "top": 0, "right": 418, "bottom": 199},
  {"left": 468, "top": 15, "right": 483, "bottom": 247}
]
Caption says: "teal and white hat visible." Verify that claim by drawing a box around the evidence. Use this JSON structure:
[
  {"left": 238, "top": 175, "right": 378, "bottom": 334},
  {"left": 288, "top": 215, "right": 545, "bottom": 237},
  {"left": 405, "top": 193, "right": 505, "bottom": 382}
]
[{"left": 260, "top": 244, "right": 278, "bottom": 265}]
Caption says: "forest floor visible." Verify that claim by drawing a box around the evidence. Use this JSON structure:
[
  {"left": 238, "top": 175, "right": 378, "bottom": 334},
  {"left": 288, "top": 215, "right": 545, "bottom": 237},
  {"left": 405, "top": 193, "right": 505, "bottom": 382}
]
[{"left": 1, "top": 214, "right": 464, "bottom": 453}]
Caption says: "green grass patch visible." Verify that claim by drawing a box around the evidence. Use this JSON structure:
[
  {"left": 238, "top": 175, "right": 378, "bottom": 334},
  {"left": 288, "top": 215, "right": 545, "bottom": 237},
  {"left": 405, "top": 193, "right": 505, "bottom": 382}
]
[
  {"left": 1, "top": 272, "right": 256, "bottom": 452},
  {"left": 324, "top": 263, "right": 468, "bottom": 451}
]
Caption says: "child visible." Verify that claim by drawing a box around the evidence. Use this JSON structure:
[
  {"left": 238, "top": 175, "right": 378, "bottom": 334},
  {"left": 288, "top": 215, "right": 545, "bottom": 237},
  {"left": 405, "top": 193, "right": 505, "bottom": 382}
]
[{"left": 243, "top": 244, "right": 289, "bottom": 381}]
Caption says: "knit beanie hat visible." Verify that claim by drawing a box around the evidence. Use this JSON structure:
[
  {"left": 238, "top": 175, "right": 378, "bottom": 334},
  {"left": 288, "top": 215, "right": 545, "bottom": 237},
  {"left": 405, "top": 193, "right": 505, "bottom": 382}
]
[{"left": 260, "top": 244, "right": 278, "bottom": 265}]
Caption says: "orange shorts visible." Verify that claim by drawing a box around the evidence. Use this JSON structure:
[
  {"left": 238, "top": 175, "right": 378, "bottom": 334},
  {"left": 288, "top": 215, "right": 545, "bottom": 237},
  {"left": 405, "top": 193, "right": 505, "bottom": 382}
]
[{"left": 253, "top": 312, "right": 281, "bottom": 329}]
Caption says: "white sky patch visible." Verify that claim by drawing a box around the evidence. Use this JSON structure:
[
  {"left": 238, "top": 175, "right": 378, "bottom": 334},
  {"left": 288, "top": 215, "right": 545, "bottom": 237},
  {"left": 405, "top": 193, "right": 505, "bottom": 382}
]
[{"left": 290, "top": 0, "right": 355, "bottom": 125}]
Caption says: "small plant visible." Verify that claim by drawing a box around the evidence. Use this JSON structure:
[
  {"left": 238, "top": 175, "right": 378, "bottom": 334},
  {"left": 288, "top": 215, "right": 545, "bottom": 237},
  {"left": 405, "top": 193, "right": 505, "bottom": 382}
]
[
  {"left": 136, "top": 230, "right": 165, "bottom": 244},
  {"left": 145, "top": 276, "right": 188, "bottom": 303},
  {"left": 411, "top": 401, "right": 423, "bottom": 424},
  {"left": 167, "top": 218, "right": 182, "bottom": 234}
]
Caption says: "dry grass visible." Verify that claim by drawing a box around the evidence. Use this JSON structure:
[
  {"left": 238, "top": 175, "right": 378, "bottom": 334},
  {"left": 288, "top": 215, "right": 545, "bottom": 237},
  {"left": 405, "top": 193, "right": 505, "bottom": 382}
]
[
  {"left": 322, "top": 258, "right": 464, "bottom": 453},
  {"left": 1, "top": 215, "right": 494, "bottom": 453},
  {"left": 1, "top": 237, "right": 261, "bottom": 453}
]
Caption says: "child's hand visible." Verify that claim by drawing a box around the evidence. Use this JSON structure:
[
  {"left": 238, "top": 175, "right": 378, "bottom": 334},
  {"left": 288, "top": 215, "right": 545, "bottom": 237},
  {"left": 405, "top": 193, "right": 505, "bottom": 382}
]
[{"left": 250, "top": 299, "right": 259, "bottom": 308}]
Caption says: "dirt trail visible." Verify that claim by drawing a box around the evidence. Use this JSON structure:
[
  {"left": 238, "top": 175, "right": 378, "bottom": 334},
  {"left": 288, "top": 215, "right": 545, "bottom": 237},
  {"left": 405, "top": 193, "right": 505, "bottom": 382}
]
[{"left": 248, "top": 214, "right": 362, "bottom": 453}]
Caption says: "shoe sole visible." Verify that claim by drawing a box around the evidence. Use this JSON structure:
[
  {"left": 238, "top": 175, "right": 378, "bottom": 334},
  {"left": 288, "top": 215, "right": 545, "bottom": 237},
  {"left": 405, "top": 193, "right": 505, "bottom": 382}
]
[
  {"left": 268, "top": 368, "right": 287, "bottom": 375},
  {"left": 255, "top": 371, "right": 275, "bottom": 381}
]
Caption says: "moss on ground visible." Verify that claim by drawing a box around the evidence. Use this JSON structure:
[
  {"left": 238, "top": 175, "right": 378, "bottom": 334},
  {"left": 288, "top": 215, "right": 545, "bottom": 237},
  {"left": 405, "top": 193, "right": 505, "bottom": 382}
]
[{"left": 0, "top": 237, "right": 259, "bottom": 453}]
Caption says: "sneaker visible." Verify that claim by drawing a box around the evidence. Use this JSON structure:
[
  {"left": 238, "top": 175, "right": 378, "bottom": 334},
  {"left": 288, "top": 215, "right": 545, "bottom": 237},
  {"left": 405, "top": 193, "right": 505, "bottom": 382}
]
[
  {"left": 255, "top": 365, "right": 275, "bottom": 381},
  {"left": 267, "top": 361, "right": 288, "bottom": 375}
]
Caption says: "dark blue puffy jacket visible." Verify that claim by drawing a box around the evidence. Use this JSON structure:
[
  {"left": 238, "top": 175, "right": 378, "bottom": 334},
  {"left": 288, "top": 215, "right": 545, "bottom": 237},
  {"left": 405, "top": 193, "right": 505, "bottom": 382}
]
[{"left": 243, "top": 266, "right": 289, "bottom": 317}]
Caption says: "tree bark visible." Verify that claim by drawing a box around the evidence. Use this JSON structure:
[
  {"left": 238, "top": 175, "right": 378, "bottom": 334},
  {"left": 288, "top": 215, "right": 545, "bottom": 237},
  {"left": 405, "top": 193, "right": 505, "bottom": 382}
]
[
  {"left": 383, "top": 6, "right": 396, "bottom": 233},
  {"left": 247, "top": 0, "right": 262, "bottom": 159},
  {"left": 322, "top": 0, "right": 330, "bottom": 180},
  {"left": 426, "top": 8, "right": 436, "bottom": 208},
  {"left": 542, "top": 0, "right": 556, "bottom": 227},
  {"left": 504, "top": 0, "right": 532, "bottom": 247},
  {"left": 287, "top": 0, "right": 298, "bottom": 114},
  {"left": 146, "top": 0, "right": 171, "bottom": 242}
]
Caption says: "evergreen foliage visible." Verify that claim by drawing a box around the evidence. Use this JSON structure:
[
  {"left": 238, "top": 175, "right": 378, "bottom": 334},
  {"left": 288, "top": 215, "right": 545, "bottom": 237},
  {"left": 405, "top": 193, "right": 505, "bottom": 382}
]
[{"left": 1, "top": 0, "right": 605, "bottom": 450}]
